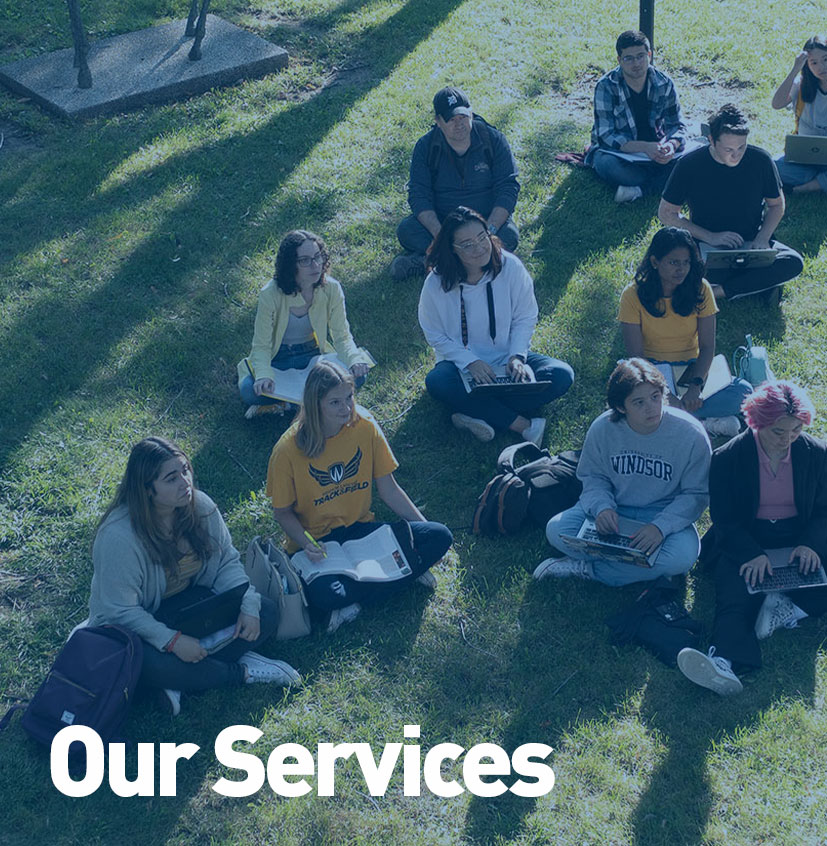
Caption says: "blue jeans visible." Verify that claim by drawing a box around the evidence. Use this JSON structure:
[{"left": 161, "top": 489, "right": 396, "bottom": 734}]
[
  {"left": 397, "top": 214, "right": 519, "bottom": 255},
  {"left": 774, "top": 154, "right": 827, "bottom": 192},
  {"left": 424, "top": 353, "right": 574, "bottom": 430},
  {"left": 546, "top": 503, "right": 700, "bottom": 586},
  {"left": 240, "top": 342, "right": 366, "bottom": 406},
  {"left": 591, "top": 149, "right": 675, "bottom": 195},
  {"left": 305, "top": 520, "right": 453, "bottom": 611}
]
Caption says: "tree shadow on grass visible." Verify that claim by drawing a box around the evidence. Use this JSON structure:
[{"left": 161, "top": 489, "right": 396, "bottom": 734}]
[{"left": 0, "top": 0, "right": 469, "bottom": 474}]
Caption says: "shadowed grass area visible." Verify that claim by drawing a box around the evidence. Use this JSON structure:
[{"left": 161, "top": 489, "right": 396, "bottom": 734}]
[{"left": 2, "top": 1, "right": 827, "bottom": 844}]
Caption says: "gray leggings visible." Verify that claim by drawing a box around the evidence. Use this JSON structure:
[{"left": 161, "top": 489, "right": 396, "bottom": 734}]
[{"left": 140, "top": 596, "right": 279, "bottom": 692}]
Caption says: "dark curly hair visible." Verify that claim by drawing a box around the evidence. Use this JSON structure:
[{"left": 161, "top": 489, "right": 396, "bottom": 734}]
[
  {"left": 633, "top": 227, "right": 705, "bottom": 317},
  {"left": 607, "top": 358, "right": 667, "bottom": 422},
  {"left": 708, "top": 103, "right": 749, "bottom": 141},
  {"left": 274, "top": 230, "right": 330, "bottom": 295},
  {"left": 800, "top": 35, "right": 827, "bottom": 103},
  {"left": 425, "top": 206, "right": 503, "bottom": 292}
]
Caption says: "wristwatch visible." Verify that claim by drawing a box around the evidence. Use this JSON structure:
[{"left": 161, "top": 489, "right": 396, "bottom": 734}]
[{"left": 488, "top": 222, "right": 499, "bottom": 235}]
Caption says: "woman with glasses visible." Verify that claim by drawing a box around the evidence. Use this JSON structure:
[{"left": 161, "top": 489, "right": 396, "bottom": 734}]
[
  {"left": 237, "top": 230, "right": 372, "bottom": 418},
  {"left": 418, "top": 206, "right": 573, "bottom": 445},
  {"left": 772, "top": 35, "right": 827, "bottom": 193}
]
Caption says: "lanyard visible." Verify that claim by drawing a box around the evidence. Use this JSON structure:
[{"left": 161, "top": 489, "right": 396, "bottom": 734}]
[{"left": 459, "top": 280, "right": 496, "bottom": 347}]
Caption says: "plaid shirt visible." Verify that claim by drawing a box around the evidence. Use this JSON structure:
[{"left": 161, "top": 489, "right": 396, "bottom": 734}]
[{"left": 586, "top": 65, "right": 686, "bottom": 163}]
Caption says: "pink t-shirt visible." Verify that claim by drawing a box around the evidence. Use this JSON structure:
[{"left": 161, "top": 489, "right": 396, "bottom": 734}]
[{"left": 753, "top": 429, "right": 797, "bottom": 520}]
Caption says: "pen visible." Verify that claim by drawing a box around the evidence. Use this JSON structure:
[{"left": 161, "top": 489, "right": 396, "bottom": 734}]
[{"left": 303, "top": 530, "right": 327, "bottom": 557}]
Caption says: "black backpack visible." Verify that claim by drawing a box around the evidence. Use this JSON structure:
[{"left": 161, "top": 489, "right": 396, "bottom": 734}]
[{"left": 472, "top": 443, "right": 582, "bottom": 536}]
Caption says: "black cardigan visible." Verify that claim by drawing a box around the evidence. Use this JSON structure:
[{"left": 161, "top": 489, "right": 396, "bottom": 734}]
[{"left": 709, "top": 429, "right": 827, "bottom": 566}]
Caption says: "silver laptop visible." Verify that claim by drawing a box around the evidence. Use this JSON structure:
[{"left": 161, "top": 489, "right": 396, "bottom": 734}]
[
  {"left": 560, "top": 516, "right": 662, "bottom": 567},
  {"left": 703, "top": 248, "right": 777, "bottom": 271},
  {"left": 746, "top": 547, "right": 827, "bottom": 595},
  {"left": 785, "top": 134, "right": 827, "bottom": 165},
  {"left": 459, "top": 363, "right": 547, "bottom": 397}
]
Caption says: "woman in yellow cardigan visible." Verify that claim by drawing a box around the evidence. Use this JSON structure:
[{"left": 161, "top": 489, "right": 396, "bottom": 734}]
[{"left": 237, "top": 230, "right": 372, "bottom": 418}]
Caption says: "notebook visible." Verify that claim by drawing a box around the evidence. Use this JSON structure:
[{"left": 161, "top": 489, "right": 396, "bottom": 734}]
[
  {"left": 560, "top": 516, "right": 662, "bottom": 567},
  {"left": 745, "top": 547, "right": 827, "bottom": 595},
  {"left": 459, "top": 363, "right": 548, "bottom": 397},
  {"left": 784, "top": 134, "right": 827, "bottom": 165},
  {"left": 654, "top": 354, "right": 732, "bottom": 402}
]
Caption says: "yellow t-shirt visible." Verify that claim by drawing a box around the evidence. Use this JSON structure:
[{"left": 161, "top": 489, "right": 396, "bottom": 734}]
[
  {"left": 266, "top": 409, "right": 398, "bottom": 550},
  {"left": 618, "top": 280, "right": 718, "bottom": 361}
]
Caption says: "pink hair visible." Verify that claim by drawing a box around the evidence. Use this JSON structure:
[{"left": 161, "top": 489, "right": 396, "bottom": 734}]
[{"left": 741, "top": 381, "right": 815, "bottom": 431}]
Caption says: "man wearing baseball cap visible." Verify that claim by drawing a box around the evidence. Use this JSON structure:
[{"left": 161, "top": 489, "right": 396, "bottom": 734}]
[{"left": 391, "top": 86, "right": 521, "bottom": 280}]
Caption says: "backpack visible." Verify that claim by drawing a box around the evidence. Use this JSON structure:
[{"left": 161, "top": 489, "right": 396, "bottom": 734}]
[
  {"left": 0, "top": 625, "right": 143, "bottom": 753},
  {"left": 472, "top": 443, "right": 583, "bottom": 536},
  {"left": 427, "top": 116, "right": 496, "bottom": 179}
]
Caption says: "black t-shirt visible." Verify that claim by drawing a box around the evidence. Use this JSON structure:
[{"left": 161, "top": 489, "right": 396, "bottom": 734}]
[
  {"left": 628, "top": 87, "right": 656, "bottom": 142},
  {"left": 662, "top": 145, "right": 781, "bottom": 241}
]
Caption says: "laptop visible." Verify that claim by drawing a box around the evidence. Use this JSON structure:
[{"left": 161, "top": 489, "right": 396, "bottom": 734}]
[
  {"left": 703, "top": 248, "right": 777, "bottom": 271},
  {"left": 459, "top": 364, "right": 548, "bottom": 398},
  {"left": 167, "top": 583, "right": 248, "bottom": 638},
  {"left": 560, "top": 516, "right": 662, "bottom": 567},
  {"left": 785, "top": 134, "right": 827, "bottom": 165},
  {"left": 746, "top": 547, "right": 827, "bottom": 595}
]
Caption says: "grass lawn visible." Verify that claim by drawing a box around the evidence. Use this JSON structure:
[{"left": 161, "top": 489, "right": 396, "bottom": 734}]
[{"left": 1, "top": 1, "right": 827, "bottom": 844}]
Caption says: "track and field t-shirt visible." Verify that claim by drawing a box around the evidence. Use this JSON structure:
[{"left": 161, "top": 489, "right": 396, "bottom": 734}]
[
  {"left": 266, "top": 409, "right": 398, "bottom": 550},
  {"left": 662, "top": 145, "right": 781, "bottom": 241}
]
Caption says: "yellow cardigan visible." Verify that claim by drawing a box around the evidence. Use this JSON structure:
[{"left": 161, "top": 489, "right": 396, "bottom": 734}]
[{"left": 237, "top": 277, "right": 370, "bottom": 386}]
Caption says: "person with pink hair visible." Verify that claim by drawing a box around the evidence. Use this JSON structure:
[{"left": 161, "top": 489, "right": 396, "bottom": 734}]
[{"left": 677, "top": 381, "right": 827, "bottom": 695}]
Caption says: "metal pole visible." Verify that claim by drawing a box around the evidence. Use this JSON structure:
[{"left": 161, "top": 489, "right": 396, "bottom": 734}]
[{"left": 639, "top": 0, "right": 654, "bottom": 51}]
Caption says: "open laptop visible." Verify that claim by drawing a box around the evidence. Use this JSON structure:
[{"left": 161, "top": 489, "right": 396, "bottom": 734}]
[
  {"left": 560, "top": 516, "right": 662, "bottom": 567},
  {"left": 166, "top": 583, "right": 247, "bottom": 638},
  {"left": 785, "top": 134, "right": 827, "bottom": 165},
  {"left": 746, "top": 547, "right": 827, "bottom": 595},
  {"left": 459, "top": 364, "right": 548, "bottom": 398},
  {"left": 703, "top": 248, "right": 777, "bottom": 271}
]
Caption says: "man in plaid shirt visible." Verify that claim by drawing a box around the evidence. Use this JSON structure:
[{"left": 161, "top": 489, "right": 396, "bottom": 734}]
[{"left": 586, "top": 30, "right": 687, "bottom": 203}]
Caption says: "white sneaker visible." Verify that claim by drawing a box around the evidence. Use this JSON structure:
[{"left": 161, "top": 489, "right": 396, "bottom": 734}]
[
  {"left": 533, "top": 556, "right": 594, "bottom": 581},
  {"left": 451, "top": 413, "right": 495, "bottom": 442},
  {"left": 239, "top": 651, "right": 302, "bottom": 686},
  {"left": 416, "top": 570, "right": 437, "bottom": 589},
  {"left": 522, "top": 417, "right": 546, "bottom": 447},
  {"left": 161, "top": 688, "right": 182, "bottom": 716},
  {"left": 614, "top": 184, "right": 643, "bottom": 203},
  {"left": 754, "top": 592, "right": 806, "bottom": 640},
  {"left": 677, "top": 647, "right": 743, "bottom": 696},
  {"left": 326, "top": 602, "right": 362, "bottom": 634},
  {"left": 701, "top": 416, "right": 740, "bottom": 438}
]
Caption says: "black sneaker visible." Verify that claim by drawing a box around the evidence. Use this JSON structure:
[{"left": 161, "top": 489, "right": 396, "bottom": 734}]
[{"left": 389, "top": 253, "right": 426, "bottom": 281}]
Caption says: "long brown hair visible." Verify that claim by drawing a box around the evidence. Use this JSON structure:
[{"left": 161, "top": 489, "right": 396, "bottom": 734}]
[
  {"left": 274, "top": 229, "right": 329, "bottom": 295},
  {"left": 96, "top": 436, "right": 212, "bottom": 575},
  {"left": 295, "top": 361, "right": 356, "bottom": 458}
]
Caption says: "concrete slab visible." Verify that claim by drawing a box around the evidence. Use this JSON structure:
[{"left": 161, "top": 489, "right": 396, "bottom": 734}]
[{"left": 0, "top": 15, "right": 288, "bottom": 120}]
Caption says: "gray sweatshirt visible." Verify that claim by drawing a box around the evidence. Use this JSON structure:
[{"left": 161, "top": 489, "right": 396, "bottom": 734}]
[
  {"left": 577, "top": 407, "right": 711, "bottom": 537},
  {"left": 88, "top": 490, "right": 259, "bottom": 651}
]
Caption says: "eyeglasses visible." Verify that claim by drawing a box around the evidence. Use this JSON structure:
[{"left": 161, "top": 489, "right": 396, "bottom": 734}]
[
  {"left": 621, "top": 51, "right": 649, "bottom": 64},
  {"left": 453, "top": 231, "right": 489, "bottom": 252},
  {"left": 296, "top": 253, "right": 323, "bottom": 267}
]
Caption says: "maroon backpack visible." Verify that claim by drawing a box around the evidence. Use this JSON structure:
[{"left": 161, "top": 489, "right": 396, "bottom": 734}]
[{"left": 1, "top": 625, "right": 143, "bottom": 751}]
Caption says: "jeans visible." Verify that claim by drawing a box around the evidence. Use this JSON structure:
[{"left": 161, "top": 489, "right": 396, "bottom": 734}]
[
  {"left": 546, "top": 502, "right": 700, "bottom": 586},
  {"left": 774, "top": 154, "right": 827, "bottom": 193},
  {"left": 424, "top": 353, "right": 574, "bottom": 431},
  {"left": 591, "top": 149, "right": 675, "bottom": 195},
  {"left": 240, "top": 341, "right": 366, "bottom": 406},
  {"left": 700, "top": 239, "right": 804, "bottom": 300},
  {"left": 397, "top": 213, "right": 519, "bottom": 255},
  {"left": 710, "top": 517, "right": 827, "bottom": 670},
  {"left": 140, "top": 591, "right": 280, "bottom": 692},
  {"left": 305, "top": 520, "right": 453, "bottom": 611}
]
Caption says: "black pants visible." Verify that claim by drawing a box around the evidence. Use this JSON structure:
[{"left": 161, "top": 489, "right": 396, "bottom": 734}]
[
  {"left": 705, "top": 239, "right": 803, "bottom": 300},
  {"left": 141, "top": 589, "right": 279, "bottom": 691},
  {"left": 711, "top": 518, "right": 827, "bottom": 670}
]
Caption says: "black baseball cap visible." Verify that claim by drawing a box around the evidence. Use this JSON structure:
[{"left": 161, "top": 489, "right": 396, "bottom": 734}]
[{"left": 433, "top": 87, "right": 472, "bottom": 121}]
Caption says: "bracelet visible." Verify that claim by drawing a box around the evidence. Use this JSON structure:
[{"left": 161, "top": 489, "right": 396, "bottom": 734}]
[{"left": 165, "top": 630, "right": 182, "bottom": 653}]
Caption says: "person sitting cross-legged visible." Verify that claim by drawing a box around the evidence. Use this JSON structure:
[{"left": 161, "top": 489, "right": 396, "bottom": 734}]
[
  {"left": 677, "top": 382, "right": 827, "bottom": 696},
  {"left": 535, "top": 358, "right": 710, "bottom": 586}
]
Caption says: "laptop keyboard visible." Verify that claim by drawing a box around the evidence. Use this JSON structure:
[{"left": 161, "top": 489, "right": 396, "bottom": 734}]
[
  {"left": 755, "top": 566, "right": 827, "bottom": 592},
  {"left": 581, "top": 528, "right": 634, "bottom": 548}
]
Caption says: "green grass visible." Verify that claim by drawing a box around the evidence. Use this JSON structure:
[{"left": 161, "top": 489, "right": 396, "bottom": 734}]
[{"left": 2, "top": 1, "right": 827, "bottom": 844}]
